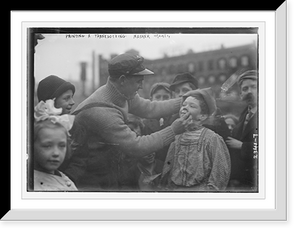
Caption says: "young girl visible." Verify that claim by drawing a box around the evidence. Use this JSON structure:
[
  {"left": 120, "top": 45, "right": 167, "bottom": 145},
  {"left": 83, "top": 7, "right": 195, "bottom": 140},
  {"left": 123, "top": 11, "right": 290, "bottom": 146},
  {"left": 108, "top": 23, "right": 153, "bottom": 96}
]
[
  {"left": 33, "top": 99, "right": 77, "bottom": 191},
  {"left": 159, "top": 88, "right": 231, "bottom": 191}
]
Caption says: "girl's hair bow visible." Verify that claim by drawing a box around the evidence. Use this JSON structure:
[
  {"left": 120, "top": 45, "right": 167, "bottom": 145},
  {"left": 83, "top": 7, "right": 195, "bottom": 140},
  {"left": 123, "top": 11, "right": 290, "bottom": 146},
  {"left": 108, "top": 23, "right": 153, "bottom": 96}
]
[{"left": 34, "top": 99, "right": 75, "bottom": 132}]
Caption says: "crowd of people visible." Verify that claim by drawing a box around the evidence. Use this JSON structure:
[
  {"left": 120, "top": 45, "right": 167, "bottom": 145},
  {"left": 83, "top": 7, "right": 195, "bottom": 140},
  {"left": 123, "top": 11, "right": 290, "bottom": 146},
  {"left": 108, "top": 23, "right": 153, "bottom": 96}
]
[{"left": 31, "top": 53, "right": 258, "bottom": 192}]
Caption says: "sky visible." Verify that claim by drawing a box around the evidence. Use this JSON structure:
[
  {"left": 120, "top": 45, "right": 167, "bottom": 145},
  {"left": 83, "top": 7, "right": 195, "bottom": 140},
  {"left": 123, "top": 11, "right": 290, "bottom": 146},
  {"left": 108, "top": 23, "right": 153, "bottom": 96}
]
[{"left": 34, "top": 32, "right": 257, "bottom": 84}]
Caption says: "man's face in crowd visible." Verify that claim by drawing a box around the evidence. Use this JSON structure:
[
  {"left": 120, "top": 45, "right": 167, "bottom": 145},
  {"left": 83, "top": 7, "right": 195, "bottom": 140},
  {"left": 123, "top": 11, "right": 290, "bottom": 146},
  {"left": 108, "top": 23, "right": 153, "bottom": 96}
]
[
  {"left": 122, "top": 75, "right": 144, "bottom": 99},
  {"left": 240, "top": 79, "right": 257, "bottom": 107}
]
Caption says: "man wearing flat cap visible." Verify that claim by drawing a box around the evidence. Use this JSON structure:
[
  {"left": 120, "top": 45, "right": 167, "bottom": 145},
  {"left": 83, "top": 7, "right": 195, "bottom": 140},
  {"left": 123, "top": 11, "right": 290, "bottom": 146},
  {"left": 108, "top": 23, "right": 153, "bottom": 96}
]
[
  {"left": 225, "top": 70, "right": 258, "bottom": 192},
  {"left": 63, "top": 53, "right": 192, "bottom": 191}
]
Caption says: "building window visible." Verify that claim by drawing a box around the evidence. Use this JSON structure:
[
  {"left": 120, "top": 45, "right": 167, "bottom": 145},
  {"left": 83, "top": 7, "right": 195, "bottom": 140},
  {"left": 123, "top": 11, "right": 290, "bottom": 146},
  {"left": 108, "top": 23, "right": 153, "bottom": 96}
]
[
  {"left": 208, "top": 75, "right": 216, "bottom": 84},
  {"left": 188, "top": 62, "right": 195, "bottom": 73},
  {"left": 218, "top": 58, "right": 227, "bottom": 70},
  {"left": 198, "top": 61, "right": 204, "bottom": 72},
  {"left": 198, "top": 77, "right": 206, "bottom": 85},
  {"left": 219, "top": 74, "right": 227, "bottom": 82},
  {"left": 229, "top": 57, "right": 238, "bottom": 68},
  {"left": 208, "top": 60, "right": 214, "bottom": 71},
  {"left": 241, "top": 55, "right": 249, "bottom": 67}
]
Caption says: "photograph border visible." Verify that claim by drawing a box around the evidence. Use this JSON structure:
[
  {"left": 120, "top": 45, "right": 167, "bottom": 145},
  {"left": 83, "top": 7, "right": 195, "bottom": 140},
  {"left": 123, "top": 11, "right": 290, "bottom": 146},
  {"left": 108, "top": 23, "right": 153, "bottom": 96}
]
[
  {"left": 24, "top": 24, "right": 265, "bottom": 200},
  {"left": 4, "top": 3, "right": 287, "bottom": 221}
]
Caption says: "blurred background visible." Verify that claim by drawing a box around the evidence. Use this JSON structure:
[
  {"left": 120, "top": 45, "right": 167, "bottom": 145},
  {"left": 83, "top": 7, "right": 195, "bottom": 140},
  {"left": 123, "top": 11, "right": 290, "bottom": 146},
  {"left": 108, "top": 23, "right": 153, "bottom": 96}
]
[{"left": 33, "top": 32, "right": 257, "bottom": 116}]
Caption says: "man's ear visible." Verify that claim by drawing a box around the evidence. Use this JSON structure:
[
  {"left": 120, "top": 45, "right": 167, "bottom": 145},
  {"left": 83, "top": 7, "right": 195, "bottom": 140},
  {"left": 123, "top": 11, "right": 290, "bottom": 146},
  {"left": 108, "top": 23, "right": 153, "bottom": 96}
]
[{"left": 118, "top": 75, "right": 126, "bottom": 85}]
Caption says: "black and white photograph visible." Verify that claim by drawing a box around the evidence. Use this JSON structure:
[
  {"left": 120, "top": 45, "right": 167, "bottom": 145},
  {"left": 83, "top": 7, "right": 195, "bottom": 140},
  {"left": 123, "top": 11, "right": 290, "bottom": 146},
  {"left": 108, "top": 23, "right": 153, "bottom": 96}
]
[
  {"left": 5, "top": 5, "right": 290, "bottom": 224},
  {"left": 29, "top": 27, "right": 259, "bottom": 193}
]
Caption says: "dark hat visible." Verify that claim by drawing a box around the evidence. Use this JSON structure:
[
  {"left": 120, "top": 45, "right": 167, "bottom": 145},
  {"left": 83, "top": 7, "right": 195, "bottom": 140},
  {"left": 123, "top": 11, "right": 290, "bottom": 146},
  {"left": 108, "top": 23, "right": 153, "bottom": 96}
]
[
  {"left": 149, "top": 82, "right": 171, "bottom": 97},
  {"left": 183, "top": 87, "right": 217, "bottom": 116},
  {"left": 237, "top": 70, "right": 258, "bottom": 87},
  {"left": 127, "top": 113, "right": 144, "bottom": 130},
  {"left": 169, "top": 72, "right": 198, "bottom": 91},
  {"left": 37, "top": 75, "right": 75, "bottom": 102},
  {"left": 108, "top": 53, "right": 154, "bottom": 77}
]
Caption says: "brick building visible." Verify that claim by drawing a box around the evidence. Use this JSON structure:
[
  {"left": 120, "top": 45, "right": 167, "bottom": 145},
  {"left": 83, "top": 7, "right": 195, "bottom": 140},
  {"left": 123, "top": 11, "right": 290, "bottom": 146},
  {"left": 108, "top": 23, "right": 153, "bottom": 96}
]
[
  {"left": 98, "top": 42, "right": 257, "bottom": 115},
  {"left": 99, "top": 43, "right": 256, "bottom": 96}
]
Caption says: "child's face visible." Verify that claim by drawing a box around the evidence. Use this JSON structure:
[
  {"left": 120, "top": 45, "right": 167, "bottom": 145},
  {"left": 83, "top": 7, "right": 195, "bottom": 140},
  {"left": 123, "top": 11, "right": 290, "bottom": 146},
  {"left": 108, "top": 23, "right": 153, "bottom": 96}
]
[
  {"left": 173, "top": 82, "right": 194, "bottom": 98},
  {"left": 140, "top": 153, "right": 155, "bottom": 166},
  {"left": 55, "top": 90, "right": 75, "bottom": 114},
  {"left": 180, "top": 96, "right": 202, "bottom": 121},
  {"left": 34, "top": 127, "right": 67, "bottom": 174},
  {"left": 152, "top": 89, "right": 171, "bottom": 102},
  {"left": 225, "top": 118, "right": 236, "bottom": 131},
  {"left": 128, "top": 123, "right": 142, "bottom": 136}
]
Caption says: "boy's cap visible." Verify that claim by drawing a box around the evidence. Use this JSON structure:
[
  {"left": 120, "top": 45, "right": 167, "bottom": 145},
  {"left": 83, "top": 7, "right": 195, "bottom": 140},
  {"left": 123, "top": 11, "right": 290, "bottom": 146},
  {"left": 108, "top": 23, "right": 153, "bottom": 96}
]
[
  {"left": 237, "top": 70, "right": 258, "bottom": 87},
  {"left": 150, "top": 82, "right": 171, "bottom": 97},
  {"left": 108, "top": 53, "right": 154, "bottom": 77},
  {"left": 170, "top": 72, "right": 198, "bottom": 91},
  {"left": 127, "top": 113, "right": 144, "bottom": 130},
  {"left": 183, "top": 87, "right": 217, "bottom": 116},
  {"left": 37, "top": 75, "right": 75, "bottom": 102}
]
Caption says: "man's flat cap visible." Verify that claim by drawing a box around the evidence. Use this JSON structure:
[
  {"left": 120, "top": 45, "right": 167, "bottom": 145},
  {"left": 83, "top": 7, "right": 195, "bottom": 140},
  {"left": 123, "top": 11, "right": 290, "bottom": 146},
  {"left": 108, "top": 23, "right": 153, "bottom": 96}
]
[
  {"left": 170, "top": 72, "right": 198, "bottom": 91},
  {"left": 149, "top": 82, "right": 171, "bottom": 97},
  {"left": 108, "top": 53, "right": 154, "bottom": 77},
  {"left": 237, "top": 70, "right": 258, "bottom": 87}
]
